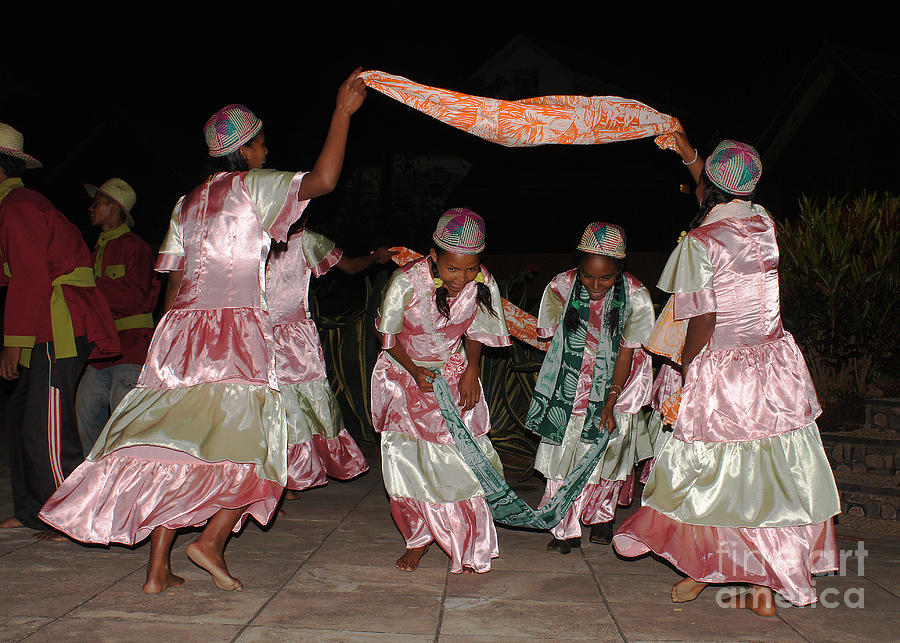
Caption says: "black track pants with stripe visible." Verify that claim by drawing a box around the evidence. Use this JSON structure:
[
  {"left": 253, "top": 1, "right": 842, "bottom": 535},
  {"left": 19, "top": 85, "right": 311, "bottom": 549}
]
[{"left": 7, "top": 337, "right": 89, "bottom": 530}]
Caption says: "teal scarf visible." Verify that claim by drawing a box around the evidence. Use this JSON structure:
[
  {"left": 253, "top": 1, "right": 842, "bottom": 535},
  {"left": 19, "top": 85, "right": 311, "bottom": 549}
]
[
  {"left": 525, "top": 276, "right": 629, "bottom": 444},
  {"left": 432, "top": 374, "right": 609, "bottom": 529}
]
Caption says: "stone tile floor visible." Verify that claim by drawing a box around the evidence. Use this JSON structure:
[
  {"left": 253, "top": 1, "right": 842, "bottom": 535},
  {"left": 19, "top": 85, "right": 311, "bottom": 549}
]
[{"left": 1, "top": 453, "right": 897, "bottom": 642}]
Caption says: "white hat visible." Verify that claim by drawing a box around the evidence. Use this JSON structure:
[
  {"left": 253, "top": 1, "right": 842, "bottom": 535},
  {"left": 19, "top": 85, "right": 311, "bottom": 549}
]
[
  {"left": 85, "top": 178, "right": 136, "bottom": 227},
  {"left": 0, "top": 123, "right": 42, "bottom": 169}
]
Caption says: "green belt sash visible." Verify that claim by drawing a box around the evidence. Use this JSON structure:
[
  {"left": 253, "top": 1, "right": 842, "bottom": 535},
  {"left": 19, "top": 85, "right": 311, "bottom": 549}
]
[
  {"left": 20, "top": 266, "right": 96, "bottom": 368},
  {"left": 114, "top": 312, "right": 154, "bottom": 331},
  {"left": 431, "top": 373, "right": 612, "bottom": 529}
]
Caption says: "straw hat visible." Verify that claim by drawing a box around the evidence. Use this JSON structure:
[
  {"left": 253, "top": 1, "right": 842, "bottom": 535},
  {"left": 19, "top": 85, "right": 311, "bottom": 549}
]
[
  {"left": 432, "top": 208, "right": 486, "bottom": 255},
  {"left": 0, "top": 123, "right": 43, "bottom": 169},
  {"left": 704, "top": 140, "right": 762, "bottom": 195},
  {"left": 204, "top": 104, "right": 262, "bottom": 157},
  {"left": 85, "top": 178, "right": 136, "bottom": 227},
  {"left": 576, "top": 222, "right": 626, "bottom": 258}
]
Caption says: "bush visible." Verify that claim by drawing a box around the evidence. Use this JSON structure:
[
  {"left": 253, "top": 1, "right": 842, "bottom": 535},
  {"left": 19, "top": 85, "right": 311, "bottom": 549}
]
[{"left": 778, "top": 193, "right": 900, "bottom": 401}]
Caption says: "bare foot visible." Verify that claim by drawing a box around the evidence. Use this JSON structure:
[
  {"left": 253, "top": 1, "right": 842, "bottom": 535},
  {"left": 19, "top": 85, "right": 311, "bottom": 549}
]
[
  {"left": 186, "top": 540, "right": 243, "bottom": 591},
  {"left": 284, "top": 490, "right": 302, "bottom": 500},
  {"left": 720, "top": 586, "right": 776, "bottom": 617},
  {"left": 33, "top": 530, "right": 68, "bottom": 542},
  {"left": 395, "top": 545, "right": 429, "bottom": 572},
  {"left": 672, "top": 577, "right": 707, "bottom": 603},
  {"left": 0, "top": 516, "right": 24, "bottom": 529},
  {"left": 460, "top": 566, "right": 481, "bottom": 575},
  {"left": 143, "top": 568, "right": 186, "bottom": 595}
]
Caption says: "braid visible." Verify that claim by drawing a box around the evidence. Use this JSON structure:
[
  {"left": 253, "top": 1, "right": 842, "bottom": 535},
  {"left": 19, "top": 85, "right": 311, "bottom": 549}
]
[
  {"left": 564, "top": 279, "right": 583, "bottom": 333},
  {"left": 476, "top": 282, "right": 498, "bottom": 318},
  {"left": 605, "top": 270, "right": 627, "bottom": 340},
  {"left": 430, "top": 260, "right": 452, "bottom": 319}
]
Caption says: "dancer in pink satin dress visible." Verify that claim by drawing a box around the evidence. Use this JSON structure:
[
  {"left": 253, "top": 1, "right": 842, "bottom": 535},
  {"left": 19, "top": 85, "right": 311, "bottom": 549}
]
[
  {"left": 266, "top": 227, "right": 394, "bottom": 494},
  {"left": 40, "top": 70, "right": 367, "bottom": 594},
  {"left": 372, "top": 209, "right": 510, "bottom": 573},
  {"left": 613, "top": 135, "right": 840, "bottom": 616}
]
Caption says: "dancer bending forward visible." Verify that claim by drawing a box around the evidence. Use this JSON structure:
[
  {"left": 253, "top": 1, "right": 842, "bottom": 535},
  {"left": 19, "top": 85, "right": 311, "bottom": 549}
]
[
  {"left": 529, "top": 223, "right": 655, "bottom": 554},
  {"left": 372, "top": 208, "right": 510, "bottom": 573}
]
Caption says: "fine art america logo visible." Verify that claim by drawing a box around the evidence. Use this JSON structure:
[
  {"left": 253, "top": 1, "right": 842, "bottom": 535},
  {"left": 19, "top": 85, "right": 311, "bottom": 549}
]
[{"left": 713, "top": 541, "right": 868, "bottom": 609}]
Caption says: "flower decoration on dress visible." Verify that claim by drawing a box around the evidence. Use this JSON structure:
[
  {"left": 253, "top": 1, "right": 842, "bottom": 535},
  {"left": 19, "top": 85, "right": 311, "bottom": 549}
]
[
  {"left": 204, "top": 104, "right": 263, "bottom": 157},
  {"left": 704, "top": 139, "right": 762, "bottom": 195},
  {"left": 432, "top": 208, "right": 486, "bottom": 255},
  {"left": 576, "top": 222, "right": 626, "bottom": 259},
  {"left": 475, "top": 272, "right": 485, "bottom": 283}
]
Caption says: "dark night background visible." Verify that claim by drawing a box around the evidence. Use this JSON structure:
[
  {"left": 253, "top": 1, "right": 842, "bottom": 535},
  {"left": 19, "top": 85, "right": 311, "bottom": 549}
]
[{"left": 4, "top": 5, "right": 898, "bottom": 262}]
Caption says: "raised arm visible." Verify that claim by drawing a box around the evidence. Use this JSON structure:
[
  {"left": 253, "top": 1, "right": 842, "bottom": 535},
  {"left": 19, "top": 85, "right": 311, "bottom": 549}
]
[
  {"left": 672, "top": 121, "right": 704, "bottom": 188},
  {"left": 297, "top": 68, "right": 367, "bottom": 201},
  {"left": 335, "top": 246, "right": 397, "bottom": 275}
]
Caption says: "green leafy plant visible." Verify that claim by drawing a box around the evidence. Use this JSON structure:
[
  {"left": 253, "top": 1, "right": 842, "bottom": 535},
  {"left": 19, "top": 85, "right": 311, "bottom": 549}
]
[{"left": 778, "top": 193, "right": 900, "bottom": 401}]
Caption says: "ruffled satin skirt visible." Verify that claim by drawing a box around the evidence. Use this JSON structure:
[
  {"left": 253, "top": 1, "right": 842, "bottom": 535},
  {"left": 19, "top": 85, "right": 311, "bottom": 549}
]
[
  {"left": 281, "top": 380, "right": 369, "bottom": 490},
  {"left": 613, "top": 423, "right": 841, "bottom": 605},
  {"left": 381, "top": 430, "right": 502, "bottom": 573},
  {"left": 40, "top": 446, "right": 282, "bottom": 545}
]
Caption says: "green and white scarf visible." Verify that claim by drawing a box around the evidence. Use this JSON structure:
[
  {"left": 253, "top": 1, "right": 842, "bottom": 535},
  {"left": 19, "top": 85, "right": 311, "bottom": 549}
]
[{"left": 526, "top": 276, "right": 629, "bottom": 445}]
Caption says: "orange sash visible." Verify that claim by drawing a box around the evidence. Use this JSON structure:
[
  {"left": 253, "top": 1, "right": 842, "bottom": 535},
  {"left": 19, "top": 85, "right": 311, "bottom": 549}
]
[{"left": 361, "top": 71, "right": 678, "bottom": 151}]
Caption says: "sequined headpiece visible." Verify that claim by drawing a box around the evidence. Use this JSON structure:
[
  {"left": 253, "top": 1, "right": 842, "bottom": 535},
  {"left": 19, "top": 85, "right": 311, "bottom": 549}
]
[
  {"left": 704, "top": 139, "right": 762, "bottom": 195},
  {"left": 203, "top": 104, "right": 262, "bottom": 157},
  {"left": 432, "top": 208, "right": 486, "bottom": 255},
  {"left": 576, "top": 222, "right": 626, "bottom": 258}
]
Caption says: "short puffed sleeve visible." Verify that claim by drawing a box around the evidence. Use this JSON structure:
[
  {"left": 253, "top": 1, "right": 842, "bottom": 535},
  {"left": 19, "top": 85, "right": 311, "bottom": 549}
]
[
  {"left": 622, "top": 284, "right": 655, "bottom": 348},
  {"left": 301, "top": 229, "right": 342, "bottom": 277},
  {"left": 375, "top": 268, "right": 414, "bottom": 349},
  {"left": 244, "top": 169, "right": 309, "bottom": 242},
  {"left": 465, "top": 270, "right": 511, "bottom": 348},
  {"left": 155, "top": 196, "right": 185, "bottom": 272},
  {"left": 657, "top": 235, "right": 716, "bottom": 320}
]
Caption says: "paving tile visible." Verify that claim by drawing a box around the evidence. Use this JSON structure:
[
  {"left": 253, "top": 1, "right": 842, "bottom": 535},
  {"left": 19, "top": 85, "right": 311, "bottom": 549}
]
[
  {"left": 446, "top": 568, "right": 601, "bottom": 603},
  {"left": 490, "top": 529, "right": 591, "bottom": 573},
  {"left": 252, "top": 590, "right": 441, "bottom": 635},
  {"left": 608, "top": 600, "right": 806, "bottom": 642},
  {"left": 283, "top": 562, "right": 445, "bottom": 596},
  {"left": 805, "top": 576, "right": 900, "bottom": 611},
  {"left": 440, "top": 597, "right": 622, "bottom": 640},
  {"left": 0, "top": 616, "right": 50, "bottom": 642},
  {"left": 778, "top": 605, "right": 900, "bottom": 643},
  {"left": 0, "top": 544, "right": 143, "bottom": 619},
  {"left": 72, "top": 568, "right": 273, "bottom": 625},
  {"left": 584, "top": 545, "right": 673, "bottom": 576},
  {"left": 237, "top": 625, "right": 432, "bottom": 642},
  {"left": 308, "top": 533, "right": 449, "bottom": 570},
  {"left": 21, "top": 617, "right": 242, "bottom": 642}
]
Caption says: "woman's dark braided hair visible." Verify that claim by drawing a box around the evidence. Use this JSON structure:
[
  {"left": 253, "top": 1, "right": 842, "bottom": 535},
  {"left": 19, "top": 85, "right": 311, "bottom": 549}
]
[
  {"left": 203, "top": 134, "right": 255, "bottom": 177},
  {"left": 688, "top": 172, "right": 756, "bottom": 231},
  {"left": 564, "top": 251, "right": 626, "bottom": 337},
  {"left": 430, "top": 245, "right": 497, "bottom": 319}
]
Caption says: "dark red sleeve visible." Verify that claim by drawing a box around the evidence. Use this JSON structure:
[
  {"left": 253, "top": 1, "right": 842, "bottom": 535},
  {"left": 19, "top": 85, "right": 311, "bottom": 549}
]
[{"left": 0, "top": 197, "right": 51, "bottom": 346}]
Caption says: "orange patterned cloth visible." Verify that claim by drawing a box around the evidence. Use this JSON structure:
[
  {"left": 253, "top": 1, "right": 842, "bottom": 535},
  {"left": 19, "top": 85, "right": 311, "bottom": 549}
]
[
  {"left": 660, "top": 389, "right": 681, "bottom": 426},
  {"left": 389, "top": 247, "right": 550, "bottom": 351},
  {"left": 361, "top": 71, "right": 678, "bottom": 151},
  {"left": 643, "top": 296, "right": 686, "bottom": 364}
]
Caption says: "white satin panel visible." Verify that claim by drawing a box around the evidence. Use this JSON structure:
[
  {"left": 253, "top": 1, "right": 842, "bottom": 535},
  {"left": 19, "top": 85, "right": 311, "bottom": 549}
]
[{"left": 280, "top": 380, "right": 345, "bottom": 443}]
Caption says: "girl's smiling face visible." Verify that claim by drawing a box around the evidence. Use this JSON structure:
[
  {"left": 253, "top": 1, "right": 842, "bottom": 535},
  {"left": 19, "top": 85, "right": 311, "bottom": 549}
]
[
  {"left": 430, "top": 249, "right": 481, "bottom": 295},
  {"left": 579, "top": 254, "right": 620, "bottom": 300}
]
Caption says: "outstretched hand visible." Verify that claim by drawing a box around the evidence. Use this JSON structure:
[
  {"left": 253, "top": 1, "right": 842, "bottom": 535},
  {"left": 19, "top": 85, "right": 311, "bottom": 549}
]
[
  {"left": 371, "top": 247, "right": 398, "bottom": 264},
  {"left": 336, "top": 67, "right": 367, "bottom": 117},
  {"left": 458, "top": 366, "right": 481, "bottom": 412}
]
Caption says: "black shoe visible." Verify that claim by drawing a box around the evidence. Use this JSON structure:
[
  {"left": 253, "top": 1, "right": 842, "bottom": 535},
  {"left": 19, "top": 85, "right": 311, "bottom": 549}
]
[
  {"left": 547, "top": 538, "right": 572, "bottom": 554},
  {"left": 589, "top": 521, "right": 614, "bottom": 545}
]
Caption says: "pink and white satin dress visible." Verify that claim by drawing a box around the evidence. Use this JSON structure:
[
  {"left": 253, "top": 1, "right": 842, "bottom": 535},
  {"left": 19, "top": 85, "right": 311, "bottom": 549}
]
[
  {"left": 638, "top": 363, "right": 681, "bottom": 484},
  {"left": 372, "top": 257, "right": 510, "bottom": 573},
  {"left": 533, "top": 269, "right": 656, "bottom": 539},
  {"left": 40, "top": 169, "right": 309, "bottom": 544},
  {"left": 266, "top": 228, "right": 368, "bottom": 490},
  {"left": 613, "top": 200, "right": 840, "bottom": 606}
]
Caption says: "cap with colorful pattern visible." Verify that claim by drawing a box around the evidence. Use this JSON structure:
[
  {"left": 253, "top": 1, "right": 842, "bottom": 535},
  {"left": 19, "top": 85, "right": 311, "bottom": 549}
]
[
  {"left": 576, "top": 222, "right": 626, "bottom": 258},
  {"left": 203, "top": 104, "right": 262, "bottom": 157},
  {"left": 704, "top": 139, "right": 762, "bottom": 195},
  {"left": 432, "top": 208, "right": 486, "bottom": 255}
]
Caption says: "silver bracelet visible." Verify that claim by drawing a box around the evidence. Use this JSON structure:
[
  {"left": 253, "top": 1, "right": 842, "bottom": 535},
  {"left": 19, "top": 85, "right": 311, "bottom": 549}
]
[{"left": 682, "top": 148, "right": 699, "bottom": 165}]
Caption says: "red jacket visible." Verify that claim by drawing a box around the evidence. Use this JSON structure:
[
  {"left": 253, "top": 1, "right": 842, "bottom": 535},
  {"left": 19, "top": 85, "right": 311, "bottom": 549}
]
[
  {"left": 90, "top": 224, "right": 160, "bottom": 368},
  {"left": 0, "top": 181, "right": 119, "bottom": 360}
]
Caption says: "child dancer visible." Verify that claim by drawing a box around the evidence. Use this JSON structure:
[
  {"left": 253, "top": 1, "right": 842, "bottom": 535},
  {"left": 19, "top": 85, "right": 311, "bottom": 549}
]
[
  {"left": 266, "top": 228, "right": 394, "bottom": 493},
  {"left": 40, "top": 69, "right": 367, "bottom": 594},
  {"left": 613, "top": 136, "right": 840, "bottom": 615},
  {"left": 529, "top": 223, "right": 655, "bottom": 554},
  {"left": 371, "top": 208, "right": 510, "bottom": 573}
]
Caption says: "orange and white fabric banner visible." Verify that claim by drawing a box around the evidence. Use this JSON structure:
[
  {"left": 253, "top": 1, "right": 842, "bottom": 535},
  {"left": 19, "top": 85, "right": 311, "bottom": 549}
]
[
  {"left": 360, "top": 70, "right": 678, "bottom": 151},
  {"left": 389, "top": 247, "right": 550, "bottom": 351}
]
